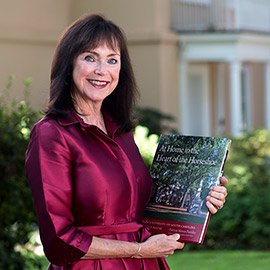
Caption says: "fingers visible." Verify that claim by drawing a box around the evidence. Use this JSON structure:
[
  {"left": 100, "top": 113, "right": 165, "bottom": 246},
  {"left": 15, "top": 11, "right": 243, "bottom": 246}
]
[
  {"left": 212, "top": 184, "right": 227, "bottom": 193},
  {"left": 209, "top": 186, "right": 227, "bottom": 200},
  {"left": 206, "top": 200, "right": 219, "bottom": 214},
  {"left": 206, "top": 196, "right": 224, "bottom": 212},
  {"left": 220, "top": 176, "right": 228, "bottom": 185},
  {"left": 205, "top": 177, "right": 229, "bottom": 214},
  {"left": 141, "top": 233, "right": 184, "bottom": 258},
  {"left": 167, "top": 233, "right": 180, "bottom": 241},
  {"left": 167, "top": 234, "right": 184, "bottom": 250},
  {"left": 206, "top": 185, "right": 228, "bottom": 214},
  {"left": 177, "top": 241, "right": 185, "bottom": 250}
]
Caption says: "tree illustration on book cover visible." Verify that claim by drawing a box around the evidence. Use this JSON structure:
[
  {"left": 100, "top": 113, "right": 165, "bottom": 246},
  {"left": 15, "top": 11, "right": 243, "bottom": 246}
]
[{"left": 142, "top": 135, "right": 231, "bottom": 244}]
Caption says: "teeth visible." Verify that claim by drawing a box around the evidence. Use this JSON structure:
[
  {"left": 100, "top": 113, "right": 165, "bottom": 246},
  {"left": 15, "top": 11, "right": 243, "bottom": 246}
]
[{"left": 89, "top": 80, "right": 107, "bottom": 86}]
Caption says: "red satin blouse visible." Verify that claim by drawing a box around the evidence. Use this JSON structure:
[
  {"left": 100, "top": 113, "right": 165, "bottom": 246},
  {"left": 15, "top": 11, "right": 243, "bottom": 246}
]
[{"left": 25, "top": 110, "right": 169, "bottom": 270}]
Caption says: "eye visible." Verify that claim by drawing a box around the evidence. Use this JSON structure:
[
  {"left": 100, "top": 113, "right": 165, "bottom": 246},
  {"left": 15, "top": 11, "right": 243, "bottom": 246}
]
[
  {"left": 84, "top": 55, "right": 94, "bottom": 62},
  {"left": 108, "top": 58, "right": 118, "bottom": 64}
]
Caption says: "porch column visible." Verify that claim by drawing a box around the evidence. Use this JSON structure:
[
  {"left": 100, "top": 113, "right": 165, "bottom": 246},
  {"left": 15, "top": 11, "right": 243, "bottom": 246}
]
[
  {"left": 229, "top": 60, "right": 242, "bottom": 137},
  {"left": 216, "top": 63, "right": 226, "bottom": 135},
  {"left": 179, "top": 60, "right": 188, "bottom": 134},
  {"left": 264, "top": 62, "right": 270, "bottom": 130}
]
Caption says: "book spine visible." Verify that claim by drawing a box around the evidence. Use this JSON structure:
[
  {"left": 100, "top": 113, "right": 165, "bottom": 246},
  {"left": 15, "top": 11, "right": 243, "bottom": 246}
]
[
  {"left": 198, "top": 212, "right": 211, "bottom": 244},
  {"left": 217, "top": 142, "right": 231, "bottom": 184}
]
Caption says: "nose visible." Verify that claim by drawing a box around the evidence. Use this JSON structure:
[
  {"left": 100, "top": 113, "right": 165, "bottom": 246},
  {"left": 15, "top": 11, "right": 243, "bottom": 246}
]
[{"left": 94, "top": 61, "right": 106, "bottom": 75}]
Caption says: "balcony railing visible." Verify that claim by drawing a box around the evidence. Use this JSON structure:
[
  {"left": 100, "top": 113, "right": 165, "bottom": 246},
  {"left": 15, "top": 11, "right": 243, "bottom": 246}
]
[{"left": 172, "top": 0, "right": 270, "bottom": 33}]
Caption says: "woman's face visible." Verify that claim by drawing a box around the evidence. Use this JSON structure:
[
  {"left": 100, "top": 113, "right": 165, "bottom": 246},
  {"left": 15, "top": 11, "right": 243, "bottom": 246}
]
[{"left": 72, "top": 44, "right": 121, "bottom": 108}]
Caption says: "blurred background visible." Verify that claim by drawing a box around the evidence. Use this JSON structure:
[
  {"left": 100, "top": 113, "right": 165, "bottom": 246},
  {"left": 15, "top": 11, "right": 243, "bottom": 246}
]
[{"left": 0, "top": 0, "right": 269, "bottom": 269}]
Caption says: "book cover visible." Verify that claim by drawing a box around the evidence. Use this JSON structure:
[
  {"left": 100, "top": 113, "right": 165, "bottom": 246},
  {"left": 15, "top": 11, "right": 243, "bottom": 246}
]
[{"left": 142, "top": 134, "right": 231, "bottom": 244}]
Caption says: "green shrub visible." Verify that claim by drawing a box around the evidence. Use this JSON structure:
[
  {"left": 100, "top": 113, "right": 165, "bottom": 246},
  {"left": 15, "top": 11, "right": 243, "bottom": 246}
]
[
  {"left": 0, "top": 76, "right": 42, "bottom": 269},
  {"left": 202, "top": 129, "right": 270, "bottom": 250},
  {"left": 133, "top": 107, "right": 177, "bottom": 135},
  {"left": 21, "top": 249, "right": 49, "bottom": 270},
  {"left": 134, "top": 125, "right": 159, "bottom": 168}
]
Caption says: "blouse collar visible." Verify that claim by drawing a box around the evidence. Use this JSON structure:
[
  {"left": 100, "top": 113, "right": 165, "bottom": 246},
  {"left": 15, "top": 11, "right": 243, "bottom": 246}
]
[{"left": 57, "top": 109, "right": 120, "bottom": 139}]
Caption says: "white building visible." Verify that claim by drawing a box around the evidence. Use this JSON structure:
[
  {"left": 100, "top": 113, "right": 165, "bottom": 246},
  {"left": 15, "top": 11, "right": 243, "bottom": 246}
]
[{"left": 1, "top": 0, "right": 270, "bottom": 137}]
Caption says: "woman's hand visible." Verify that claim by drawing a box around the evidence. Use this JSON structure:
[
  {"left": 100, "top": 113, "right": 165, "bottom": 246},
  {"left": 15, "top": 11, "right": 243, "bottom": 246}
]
[
  {"left": 134, "top": 233, "right": 184, "bottom": 259},
  {"left": 206, "top": 176, "right": 228, "bottom": 214}
]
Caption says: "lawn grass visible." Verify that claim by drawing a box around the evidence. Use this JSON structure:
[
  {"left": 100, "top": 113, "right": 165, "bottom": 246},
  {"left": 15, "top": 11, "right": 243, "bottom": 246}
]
[
  {"left": 166, "top": 250, "right": 270, "bottom": 270},
  {"left": 23, "top": 250, "right": 270, "bottom": 270}
]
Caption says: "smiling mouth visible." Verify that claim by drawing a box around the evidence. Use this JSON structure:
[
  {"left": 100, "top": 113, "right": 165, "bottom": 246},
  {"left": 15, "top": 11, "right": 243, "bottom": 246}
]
[{"left": 88, "top": 79, "right": 108, "bottom": 86}]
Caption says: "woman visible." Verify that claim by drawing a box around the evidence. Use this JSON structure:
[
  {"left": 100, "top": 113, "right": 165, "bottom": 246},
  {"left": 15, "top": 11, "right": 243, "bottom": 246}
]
[{"left": 25, "top": 14, "right": 228, "bottom": 270}]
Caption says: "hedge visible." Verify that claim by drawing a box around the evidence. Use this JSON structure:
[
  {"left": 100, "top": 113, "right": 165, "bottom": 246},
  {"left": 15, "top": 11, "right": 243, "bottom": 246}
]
[{"left": 0, "top": 77, "right": 42, "bottom": 269}]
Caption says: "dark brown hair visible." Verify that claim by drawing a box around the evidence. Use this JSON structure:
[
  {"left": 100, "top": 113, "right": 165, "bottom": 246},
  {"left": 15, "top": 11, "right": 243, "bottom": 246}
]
[{"left": 47, "top": 14, "right": 138, "bottom": 133}]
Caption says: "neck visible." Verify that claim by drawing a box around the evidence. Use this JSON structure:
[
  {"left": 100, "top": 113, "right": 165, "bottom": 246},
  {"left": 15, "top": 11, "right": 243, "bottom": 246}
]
[{"left": 75, "top": 103, "right": 108, "bottom": 135}]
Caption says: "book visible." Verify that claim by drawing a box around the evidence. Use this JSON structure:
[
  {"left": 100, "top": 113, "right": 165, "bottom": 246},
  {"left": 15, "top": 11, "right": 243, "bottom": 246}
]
[{"left": 142, "top": 134, "right": 231, "bottom": 244}]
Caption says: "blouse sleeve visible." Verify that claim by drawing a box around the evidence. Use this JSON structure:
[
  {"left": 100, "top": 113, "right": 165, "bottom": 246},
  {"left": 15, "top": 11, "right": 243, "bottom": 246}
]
[{"left": 25, "top": 120, "right": 92, "bottom": 265}]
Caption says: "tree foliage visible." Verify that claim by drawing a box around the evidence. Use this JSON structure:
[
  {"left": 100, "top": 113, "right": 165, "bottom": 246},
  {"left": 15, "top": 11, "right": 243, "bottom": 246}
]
[
  {"left": 0, "top": 76, "right": 42, "bottom": 269},
  {"left": 133, "top": 107, "right": 177, "bottom": 135},
  {"left": 203, "top": 129, "right": 270, "bottom": 250},
  {"left": 133, "top": 125, "right": 159, "bottom": 168}
]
